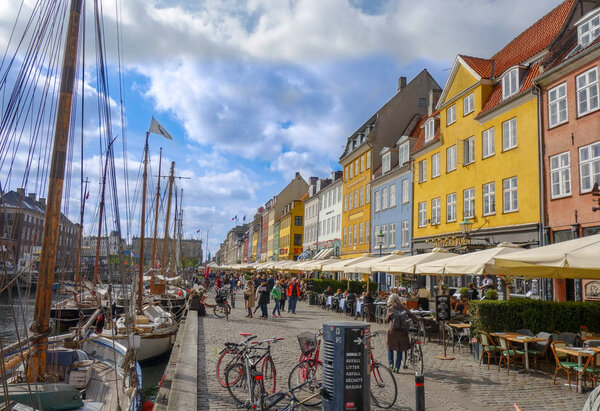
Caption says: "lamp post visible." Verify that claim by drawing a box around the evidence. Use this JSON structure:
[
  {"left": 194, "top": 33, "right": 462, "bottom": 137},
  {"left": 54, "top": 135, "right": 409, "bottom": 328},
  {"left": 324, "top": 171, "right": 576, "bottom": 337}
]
[
  {"left": 458, "top": 218, "right": 473, "bottom": 238},
  {"left": 376, "top": 229, "right": 385, "bottom": 257}
]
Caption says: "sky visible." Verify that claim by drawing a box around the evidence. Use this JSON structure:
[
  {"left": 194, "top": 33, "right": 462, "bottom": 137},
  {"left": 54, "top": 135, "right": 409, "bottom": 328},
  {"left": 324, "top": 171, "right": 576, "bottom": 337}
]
[{"left": 0, "top": 0, "right": 564, "bottom": 257}]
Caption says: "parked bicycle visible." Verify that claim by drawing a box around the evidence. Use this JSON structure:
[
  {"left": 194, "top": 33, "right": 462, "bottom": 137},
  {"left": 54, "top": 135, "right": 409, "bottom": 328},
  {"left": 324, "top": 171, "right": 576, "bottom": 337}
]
[
  {"left": 287, "top": 330, "right": 323, "bottom": 406},
  {"left": 214, "top": 288, "right": 231, "bottom": 320},
  {"left": 406, "top": 318, "right": 425, "bottom": 374},
  {"left": 224, "top": 336, "right": 285, "bottom": 407},
  {"left": 362, "top": 331, "right": 398, "bottom": 409}
]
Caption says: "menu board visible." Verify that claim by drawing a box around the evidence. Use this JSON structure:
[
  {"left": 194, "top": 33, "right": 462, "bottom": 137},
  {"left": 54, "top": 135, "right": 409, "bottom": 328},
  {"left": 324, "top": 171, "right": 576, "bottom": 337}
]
[
  {"left": 343, "top": 327, "right": 366, "bottom": 410},
  {"left": 306, "top": 279, "right": 315, "bottom": 291},
  {"left": 436, "top": 295, "right": 451, "bottom": 321}
]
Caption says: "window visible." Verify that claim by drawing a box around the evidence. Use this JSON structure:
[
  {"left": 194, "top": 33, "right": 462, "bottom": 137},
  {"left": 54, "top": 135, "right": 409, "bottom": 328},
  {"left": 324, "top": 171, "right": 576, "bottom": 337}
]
[
  {"left": 398, "top": 142, "right": 409, "bottom": 165},
  {"left": 432, "top": 153, "right": 440, "bottom": 177},
  {"left": 550, "top": 152, "right": 571, "bottom": 198},
  {"left": 337, "top": 186, "right": 341, "bottom": 203},
  {"left": 431, "top": 197, "right": 441, "bottom": 225},
  {"left": 503, "top": 177, "right": 518, "bottom": 213},
  {"left": 359, "top": 223, "right": 363, "bottom": 243},
  {"left": 548, "top": 83, "right": 568, "bottom": 127},
  {"left": 502, "top": 68, "right": 519, "bottom": 99},
  {"left": 353, "top": 224, "right": 358, "bottom": 244},
  {"left": 366, "top": 183, "right": 370, "bottom": 203},
  {"left": 294, "top": 234, "right": 302, "bottom": 246},
  {"left": 446, "top": 105, "right": 456, "bottom": 125},
  {"left": 359, "top": 186, "right": 364, "bottom": 206},
  {"left": 418, "top": 202, "right": 427, "bottom": 227},
  {"left": 355, "top": 159, "right": 359, "bottom": 175},
  {"left": 463, "top": 137, "right": 475, "bottom": 165},
  {"left": 382, "top": 187, "right": 389, "bottom": 210},
  {"left": 374, "top": 190, "right": 381, "bottom": 212},
  {"left": 401, "top": 179, "right": 409, "bottom": 204},
  {"left": 366, "top": 152, "right": 371, "bottom": 168},
  {"left": 446, "top": 193, "right": 456, "bottom": 222},
  {"left": 327, "top": 218, "right": 331, "bottom": 235},
  {"left": 502, "top": 118, "right": 517, "bottom": 151},
  {"left": 579, "top": 141, "right": 600, "bottom": 192},
  {"left": 389, "top": 223, "right": 396, "bottom": 247},
  {"left": 361, "top": 155, "right": 365, "bottom": 173},
  {"left": 419, "top": 97, "right": 427, "bottom": 107},
  {"left": 463, "top": 93, "right": 474, "bottom": 115},
  {"left": 481, "top": 127, "right": 495, "bottom": 159},
  {"left": 483, "top": 182, "right": 495, "bottom": 216},
  {"left": 382, "top": 152, "right": 391, "bottom": 174},
  {"left": 295, "top": 216, "right": 303, "bottom": 226},
  {"left": 365, "top": 221, "right": 370, "bottom": 242},
  {"left": 349, "top": 163, "right": 353, "bottom": 179},
  {"left": 463, "top": 188, "right": 475, "bottom": 219},
  {"left": 576, "top": 68, "right": 599, "bottom": 116},
  {"left": 381, "top": 225, "right": 388, "bottom": 248},
  {"left": 354, "top": 190, "right": 358, "bottom": 208},
  {"left": 349, "top": 225, "right": 353, "bottom": 245},
  {"left": 389, "top": 184, "right": 396, "bottom": 208},
  {"left": 401, "top": 221, "right": 409, "bottom": 246},
  {"left": 343, "top": 227, "right": 347, "bottom": 245},
  {"left": 418, "top": 159, "right": 427, "bottom": 182},
  {"left": 337, "top": 214, "right": 341, "bottom": 232},
  {"left": 375, "top": 226, "right": 381, "bottom": 246},
  {"left": 344, "top": 195, "right": 348, "bottom": 212},
  {"left": 447, "top": 145, "right": 457, "bottom": 172},
  {"left": 578, "top": 12, "right": 600, "bottom": 47},
  {"left": 425, "top": 119, "right": 435, "bottom": 142}
]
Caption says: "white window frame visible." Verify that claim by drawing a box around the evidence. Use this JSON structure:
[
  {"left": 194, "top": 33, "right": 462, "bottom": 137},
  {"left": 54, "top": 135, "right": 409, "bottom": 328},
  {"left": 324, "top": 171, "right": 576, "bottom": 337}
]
[
  {"left": 365, "top": 221, "right": 370, "bottom": 243},
  {"left": 419, "top": 159, "right": 427, "bottom": 182},
  {"left": 374, "top": 190, "right": 381, "bottom": 212},
  {"left": 463, "top": 137, "right": 475, "bottom": 165},
  {"left": 463, "top": 188, "right": 475, "bottom": 219},
  {"left": 381, "top": 224, "right": 388, "bottom": 248},
  {"left": 502, "top": 117, "right": 517, "bottom": 151},
  {"left": 354, "top": 189, "right": 358, "bottom": 208},
  {"left": 578, "top": 12, "right": 600, "bottom": 47},
  {"left": 366, "top": 183, "right": 370, "bottom": 203},
  {"left": 389, "top": 223, "right": 396, "bottom": 248},
  {"left": 432, "top": 153, "right": 440, "bottom": 178},
  {"left": 447, "top": 145, "right": 457, "bottom": 172},
  {"left": 550, "top": 152, "right": 571, "bottom": 199},
  {"left": 359, "top": 222, "right": 363, "bottom": 243},
  {"left": 366, "top": 151, "right": 371, "bottom": 169},
  {"left": 343, "top": 227, "right": 347, "bottom": 246},
  {"left": 353, "top": 224, "right": 358, "bottom": 244},
  {"left": 579, "top": 141, "right": 600, "bottom": 193},
  {"left": 548, "top": 83, "right": 568, "bottom": 128},
  {"left": 483, "top": 182, "right": 496, "bottom": 216},
  {"left": 576, "top": 67, "right": 599, "bottom": 117},
  {"left": 425, "top": 118, "right": 435, "bottom": 141},
  {"left": 343, "top": 195, "right": 347, "bottom": 212},
  {"left": 349, "top": 163, "right": 353, "bottom": 179},
  {"left": 503, "top": 177, "right": 518, "bottom": 213},
  {"left": 502, "top": 68, "right": 519, "bottom": 99},
  {"left": 401, "top": 179, "right": 409, "bottom": 204},
  {"left": 482, "top": 127, "right": 495, "bottom": 159},
  {"left": 359, "top": 186, "right": 364, "bottom": 206},
  {"left": 389, "top": 184, "right": 396, "bottom": 208},
  {"left": 398, "top": 142, "right": 409, "bottom": 165},
  {"left": 431, "top": 197, "right": 441, "bottom": 225},
  {"left": 446, "top": 105, "right": 456, "bottom": 125},
  {"left": 401, "top": 221, "right": 409, "bottom": 246},
  {"left": 361, "top": 155, "right": 365, "bottom": 173},
  {"left": 418, "top": 202, "right": 427, "bottom": 227},
  {"left": 382, "top": 152, "right": 391, "bottom": 174},
  {"left": 381, "top": 187, "right": 389, "bottom": 210},
  {"left": 446, "top": 193, "right": 457, "bottom": 223},
  {"left": 463, "top": 93, "right": 474, "bottom": 115}
]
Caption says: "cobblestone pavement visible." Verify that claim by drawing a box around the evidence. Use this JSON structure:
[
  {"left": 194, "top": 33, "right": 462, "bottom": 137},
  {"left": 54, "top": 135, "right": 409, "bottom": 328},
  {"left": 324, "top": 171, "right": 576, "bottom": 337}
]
[{"left": 197, "top": 298, "right": 588, "bottom": 410}]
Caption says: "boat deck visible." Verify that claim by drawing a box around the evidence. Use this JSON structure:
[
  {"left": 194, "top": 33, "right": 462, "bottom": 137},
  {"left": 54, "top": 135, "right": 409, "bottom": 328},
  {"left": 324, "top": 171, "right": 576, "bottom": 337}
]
[{"left": 86, "top": 361, "right": 130, "bottom": 410}]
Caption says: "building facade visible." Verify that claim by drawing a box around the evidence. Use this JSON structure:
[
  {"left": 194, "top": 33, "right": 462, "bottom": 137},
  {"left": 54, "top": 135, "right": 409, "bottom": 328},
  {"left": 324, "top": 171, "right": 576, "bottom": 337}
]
[
  {"left": 303, "top": 177, "right": 321, "bottom": 256},
  {"left": 277, "top": 200, "right": 305, "bottom": 260},
  {"left": 317, "top": 173, "right": 343, "bottom": 257}
]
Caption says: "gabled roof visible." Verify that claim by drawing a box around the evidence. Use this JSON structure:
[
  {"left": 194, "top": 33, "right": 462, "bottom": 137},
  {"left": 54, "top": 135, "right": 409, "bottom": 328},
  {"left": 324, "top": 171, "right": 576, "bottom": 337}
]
[
  {"left": 459, "top": 55, "right": 495, "bottom": 78},
  {"left": 411, "top": 112, "right": 440, "bottom": 153}
]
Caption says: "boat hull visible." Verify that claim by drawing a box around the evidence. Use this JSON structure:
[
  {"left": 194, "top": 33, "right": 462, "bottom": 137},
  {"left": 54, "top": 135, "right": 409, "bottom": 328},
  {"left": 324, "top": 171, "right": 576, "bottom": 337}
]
[{"left": 102, "top": 325, "right": 178, "bottom": 362}]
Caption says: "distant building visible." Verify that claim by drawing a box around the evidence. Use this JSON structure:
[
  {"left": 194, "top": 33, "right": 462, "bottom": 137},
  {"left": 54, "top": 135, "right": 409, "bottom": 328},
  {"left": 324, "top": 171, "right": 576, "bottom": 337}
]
[{"left": 131, "top": 237, "right": 203, "bottom": 266}]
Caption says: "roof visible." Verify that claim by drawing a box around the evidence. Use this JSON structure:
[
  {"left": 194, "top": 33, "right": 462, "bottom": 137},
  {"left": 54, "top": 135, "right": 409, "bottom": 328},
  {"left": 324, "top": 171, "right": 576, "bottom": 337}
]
[
  {"left": 0, "top": 190, "right": 77, "bottom": 226},
  {"left": 411, "top": 112, "right": 440, "bottom": 153},
  {"left": 459, "top": 55, "right": 495, "bottom": 78}
]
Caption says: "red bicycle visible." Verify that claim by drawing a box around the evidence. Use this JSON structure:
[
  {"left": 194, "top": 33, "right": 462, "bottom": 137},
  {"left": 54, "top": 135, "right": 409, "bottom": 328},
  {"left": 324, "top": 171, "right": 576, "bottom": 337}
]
[{"left": 288, "top": 329, "right": 323, "bottom": 406}]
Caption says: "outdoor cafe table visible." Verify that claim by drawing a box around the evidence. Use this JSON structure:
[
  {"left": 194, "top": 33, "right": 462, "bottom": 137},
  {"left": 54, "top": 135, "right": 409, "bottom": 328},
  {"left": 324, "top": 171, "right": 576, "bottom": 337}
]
[
  {"left": 491, "top": 332, "right": 546, "bottom": 373},
  {"left": 554, "top": 346, "right": 600, "bottom": 393}
]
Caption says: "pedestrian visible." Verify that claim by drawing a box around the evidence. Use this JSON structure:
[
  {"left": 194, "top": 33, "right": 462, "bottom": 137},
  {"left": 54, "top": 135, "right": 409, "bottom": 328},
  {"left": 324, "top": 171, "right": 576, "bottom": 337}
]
[
  {"left": 256, "top": 280, "right": 269, "bottom": 318},
  {"left": 287, "top": 277, "right": 301, "bottom": 314},
  {"left": 267, "top": 274, "right": 275, "bottom": 292},
  {"left": 271, "top": 280, "right": 283, "bottom": 317},
  {"left": 385, "top": 293, "right": 418, "bottom": 372},
  {"left": 244, "top": 277, "right": 255, "bottom": 318},
  {"left": 467, "top": 282, "right": 479, "bottom": 300},
  {"left": 416, "top": 285, "right": 431, "bottom": 311},
  {"left": 280, "top": 278, "right": 287, "bottom": 311}
]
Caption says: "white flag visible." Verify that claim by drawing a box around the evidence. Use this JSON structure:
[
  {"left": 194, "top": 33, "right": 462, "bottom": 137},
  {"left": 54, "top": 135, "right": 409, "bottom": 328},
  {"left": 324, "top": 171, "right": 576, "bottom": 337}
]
[{"left": 149, "top": 117, "right": 173, "bottom": 140}]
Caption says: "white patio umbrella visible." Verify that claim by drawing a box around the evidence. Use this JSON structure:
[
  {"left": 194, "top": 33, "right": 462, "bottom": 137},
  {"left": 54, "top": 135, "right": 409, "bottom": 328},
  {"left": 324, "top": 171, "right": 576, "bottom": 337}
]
[
  {"left": 372, "top": 248, "right": 453, "bottom": 273},
  {"left": 303, "top": 257, "right": 340, "bottom": 271},
  {"left": 486, "top": 234, "right": 600, "bottom": 279},
  {"left": 344, "top": 251, "right": 407, "bottom": 274}
]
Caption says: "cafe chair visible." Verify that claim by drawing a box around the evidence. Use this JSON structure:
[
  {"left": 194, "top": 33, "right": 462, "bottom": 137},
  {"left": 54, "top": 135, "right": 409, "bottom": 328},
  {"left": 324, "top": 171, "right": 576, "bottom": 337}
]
[
  {"left": 550, "top": 341, "right": 578, "bottom": 390},
  {"left": 497, "top": 336, "right": 525, "bottom": 375},
  {"left": 557, "top": 332, "right": 582, "bottom": 347},
  {"left": 331, "top": 298, "right": 340, "bottom": 312},
  {"left": 527, "top": 332, "right": 554, "bottom": 369},
  {"left": 345, "top": 299, "right": 356, "bottom": 316},
  {"left": 573, "top": 352, "right": 600, "bottom": 389},
  {"left": 585, "top": 340, "right": 600, "bottom": 348},
  {"left": 360, "top": 303, "right": 376, "bottom": 322},
  {"left": 477, "top": 331, "right": 500, "bottom": 369},
  {"left": 515, "top": 328, "right": 534, "bottom": 337}
]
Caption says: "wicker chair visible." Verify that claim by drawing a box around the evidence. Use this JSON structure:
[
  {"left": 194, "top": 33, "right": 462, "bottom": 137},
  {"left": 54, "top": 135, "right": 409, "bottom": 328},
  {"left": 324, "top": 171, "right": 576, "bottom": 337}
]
[
  {"left": 574, "top": 352, "right": 600, "bottom": 389},
  {"left": 497, "top": 336, "right": 525, "bottom": 375},
  {"left": 477, "top": 331, "right": 500, "bottom": 369},
  {"left": 551, "top": 341, "right": 578, "bottom": 390}
]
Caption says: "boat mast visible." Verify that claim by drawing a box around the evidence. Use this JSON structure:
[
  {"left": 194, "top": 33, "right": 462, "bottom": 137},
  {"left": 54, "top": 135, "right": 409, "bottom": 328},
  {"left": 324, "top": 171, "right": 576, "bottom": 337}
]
[
  {"left": 160, "top": 162, "right": 175, "bottom": 279},
  {"left": 74, "top": 177, "right": 89, "bottom": 304},
  {"left": 93, "top": 147, "right": 113, "bottom": 286},
  {"left": 150, "top": 148, "right": 162, "bottom": 294},
  {"left": 137, "top": 133, "right": 149, "bottom": 312},
  {"left": 30, "top": 0, "right": 83, "bottom": 381},
  {"left": 169, "top": 189, "right": 178, "bottom": 277}
]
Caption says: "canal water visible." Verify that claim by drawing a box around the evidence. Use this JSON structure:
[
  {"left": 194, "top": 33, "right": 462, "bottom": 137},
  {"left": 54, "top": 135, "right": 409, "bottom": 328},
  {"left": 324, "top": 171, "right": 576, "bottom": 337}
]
[{"left": 0, "top": 288, "right": 167, "bottom": 401}]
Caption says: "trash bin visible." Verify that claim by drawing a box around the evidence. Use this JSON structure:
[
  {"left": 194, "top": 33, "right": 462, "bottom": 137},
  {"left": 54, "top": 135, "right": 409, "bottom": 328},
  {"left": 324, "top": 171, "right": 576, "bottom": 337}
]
[{"left": 322, "top": 321, "right": 370, "bottom": 411}]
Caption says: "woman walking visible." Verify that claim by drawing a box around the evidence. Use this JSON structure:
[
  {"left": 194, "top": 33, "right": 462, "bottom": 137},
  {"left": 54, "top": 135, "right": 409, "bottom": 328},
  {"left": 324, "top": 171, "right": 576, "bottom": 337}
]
[
  {"left": 280, "top": 278, "right": 287, "bottom": 312},
  {"left": 244, "top": 277, "right": 255, "bottom": 318},
  {"left": 271, "top": 280, "right": 283, "bottom": 318},
  {"left": 256, "top": 280, "right": 270, "bottom": 318},
  {"left": 385, "top": 294, "right": 418, "bottom": 372}
]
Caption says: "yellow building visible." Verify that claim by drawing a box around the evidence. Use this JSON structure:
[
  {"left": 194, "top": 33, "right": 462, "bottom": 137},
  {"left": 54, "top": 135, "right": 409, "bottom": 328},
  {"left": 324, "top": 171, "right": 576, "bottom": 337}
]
[
  {"left": 277, "top": 200, "right": 305, "bottom": 260},
  {"left": 411, "top": 1, "right": 578, "bottom": 252}
]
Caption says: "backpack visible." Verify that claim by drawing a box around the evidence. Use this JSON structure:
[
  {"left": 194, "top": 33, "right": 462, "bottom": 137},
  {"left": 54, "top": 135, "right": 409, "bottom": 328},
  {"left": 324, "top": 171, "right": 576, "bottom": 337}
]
[{"left": 392, "top": 309, "right": 409, "bottom": 330}]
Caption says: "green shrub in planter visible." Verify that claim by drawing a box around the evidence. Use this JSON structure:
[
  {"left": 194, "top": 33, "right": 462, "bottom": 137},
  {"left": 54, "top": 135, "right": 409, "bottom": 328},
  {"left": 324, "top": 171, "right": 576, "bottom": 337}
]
[
  {"left": 485, "top": 289, "right": 498, "bottom": 300},
  {"left": 308, "top": 278, "right": 377, "bottom": 294},
  {"left": 459, "top": 287, "right": 468, "bottom": 298}
]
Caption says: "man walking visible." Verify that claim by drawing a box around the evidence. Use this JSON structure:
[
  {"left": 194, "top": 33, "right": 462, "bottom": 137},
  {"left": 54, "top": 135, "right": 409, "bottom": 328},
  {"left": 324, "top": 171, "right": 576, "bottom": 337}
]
[{"left": 287, "top": 277, "right": 301, "bottom": 314}]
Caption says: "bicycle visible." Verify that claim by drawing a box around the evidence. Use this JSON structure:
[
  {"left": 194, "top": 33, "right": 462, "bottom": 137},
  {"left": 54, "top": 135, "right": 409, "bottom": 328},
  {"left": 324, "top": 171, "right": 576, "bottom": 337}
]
[
  {"left": 217, "top": 332, "right": 276, "bottom": 392},
  {"left": 258, "top": 376, "right": 331, "bottom": 411},
  {"left": 406, "top": 318, "right": 425, "bottom": 374},
  {"left": 224, "top": 336, "right": 285, "bottom": 407},
  {"left": 288, "top": 330, "right": 323, "bottom": 406},
  {"left": 363, "top": 331, "right": 398, "bottom": 409},
  {"left": 214, "top": 288, "right": 231, "bottom": 320}
]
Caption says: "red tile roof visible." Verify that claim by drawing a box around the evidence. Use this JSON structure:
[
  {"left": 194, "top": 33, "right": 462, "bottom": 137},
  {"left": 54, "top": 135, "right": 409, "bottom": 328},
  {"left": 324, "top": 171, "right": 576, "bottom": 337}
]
[
  {"left": 459, "top": 55, "right": 495, "bottom": 78},
  {"left": 411, "top": 112, "right": 440, "bottom": 153}
]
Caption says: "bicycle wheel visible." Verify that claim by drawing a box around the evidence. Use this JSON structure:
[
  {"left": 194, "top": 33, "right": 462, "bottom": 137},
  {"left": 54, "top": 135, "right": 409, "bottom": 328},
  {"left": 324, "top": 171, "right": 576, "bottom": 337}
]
[
  {"left": 225, "top": 362, "right": 249, "bottom": 405},
  {"left": 261, "top": 355, "right": 276, "bottom": 394},
  {"left": 288, "top": 360, "right": 323, "bottom": 406},
  {"left": 217, "top": 347, "right": 240, "bottom": 387},
  {"left": 410, "top": 343, "right": 424, "bottom": 374},
  {"left": 214, "top": 303, "right": 229, "bottom": 318},
  {"left": 370, "top": 362, "right": 397, "bottom": 409}
]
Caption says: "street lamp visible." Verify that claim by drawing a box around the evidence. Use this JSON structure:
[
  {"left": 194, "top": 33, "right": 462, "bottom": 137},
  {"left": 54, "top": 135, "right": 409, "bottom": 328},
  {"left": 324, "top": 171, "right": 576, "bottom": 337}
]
[
  {"left": 376, "top": 229, "right": 385, "bottom": 257},
  {"left": 459, "top": 218, "right": 473, "bottom": 237}
]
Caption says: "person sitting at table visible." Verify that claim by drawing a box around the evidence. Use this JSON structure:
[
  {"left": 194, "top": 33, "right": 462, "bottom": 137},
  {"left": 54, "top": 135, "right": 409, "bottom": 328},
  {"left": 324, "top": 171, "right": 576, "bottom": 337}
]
[
  {"left": 467, "top": 282, "right": 479, "bottom": 300},
  {"left": 454, "top": 297, "right": 469, "bottom": 315},
  {"left": 334, "top": 288, "right": 343, "bottom": 299},
  {"left": 323, "top": 286, "right": 334, "bottom": 296},
  {"left": 450, "top": 295, "right": 458, "bottom": 311},
  {"left": 363, "top": 292, "right": 375, "bottom": 304}
]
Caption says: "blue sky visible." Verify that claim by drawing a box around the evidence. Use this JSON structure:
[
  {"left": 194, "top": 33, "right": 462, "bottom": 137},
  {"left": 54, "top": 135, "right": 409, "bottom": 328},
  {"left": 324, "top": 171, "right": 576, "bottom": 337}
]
[{"left": 0, "top": 0, "right": 564, "bottom": 257}]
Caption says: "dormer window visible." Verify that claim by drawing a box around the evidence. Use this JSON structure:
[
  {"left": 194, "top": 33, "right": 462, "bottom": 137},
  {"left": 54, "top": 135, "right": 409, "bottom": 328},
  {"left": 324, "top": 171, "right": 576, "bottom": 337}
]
[
  {"left": 578, "top": 10, "right": 600, "bottom": 47},
  {"left": 502, "top": 68, "right": 519, "bottom": 99},
  {"left": 398, "top": 142, "right": 409, "bottom": 166},
  {"left": 382, "top": 151, "right": 391, "bottom": 174},
  {"left": 424, "top": 118, "right": 435, "bottom": 142}
]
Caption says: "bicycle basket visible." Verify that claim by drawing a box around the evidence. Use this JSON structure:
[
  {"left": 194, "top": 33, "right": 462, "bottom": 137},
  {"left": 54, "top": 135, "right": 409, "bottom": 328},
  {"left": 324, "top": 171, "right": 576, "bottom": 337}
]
[
  {"left": 297, "top": 331, "right": 317, "bottom": 355},
  {"left": 215, "top": 289, "right": 227, "bottom": 304}
]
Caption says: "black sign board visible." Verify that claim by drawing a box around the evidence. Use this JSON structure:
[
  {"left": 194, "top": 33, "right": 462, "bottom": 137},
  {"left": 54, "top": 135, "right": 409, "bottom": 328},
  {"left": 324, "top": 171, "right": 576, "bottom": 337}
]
[
  {"left": 306, "top": 279, "right": 315, "bottom": 291},
  {"left": 343, "top": 327, "right": 366, "bottom": 410},
  {"left": 436, "top": 295, "right": 451, "bottom": 322}
]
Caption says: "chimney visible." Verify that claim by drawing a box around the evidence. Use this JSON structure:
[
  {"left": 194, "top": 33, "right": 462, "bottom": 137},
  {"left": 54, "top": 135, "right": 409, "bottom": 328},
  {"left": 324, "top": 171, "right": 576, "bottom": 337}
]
[
  {"left": 39, "top": 198, "right": 46, "bottom": 206},
  {"left": 28, "top": 193, "right": 36, "bottom": 201},
  {"left": 309, "top": 177, "right": 318, "bottom": 185},
  {"left": 428, "top": 88, "right": 442, "bottom": 116},
  {"left": 16, "top": 188, "right": 25, "bottom": 196},
  {"left": 333, "top": 171, "right": 343, "bottom": 181},
  {"left": 398, "top": 76, "right": 407, "bottom": 92}
]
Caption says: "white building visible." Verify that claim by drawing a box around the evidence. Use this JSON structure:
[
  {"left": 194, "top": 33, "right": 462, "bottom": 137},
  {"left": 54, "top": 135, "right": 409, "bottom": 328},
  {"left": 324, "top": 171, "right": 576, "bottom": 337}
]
[{"left": 316, "top": 172, "right": 343, "bottom": 257}]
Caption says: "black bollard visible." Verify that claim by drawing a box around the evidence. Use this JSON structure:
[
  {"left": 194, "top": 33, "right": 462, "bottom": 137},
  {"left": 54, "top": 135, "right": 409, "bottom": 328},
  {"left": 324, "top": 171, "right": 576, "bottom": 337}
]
[{"left": 415, "top": 374, "right": 425, "bottom": 411}]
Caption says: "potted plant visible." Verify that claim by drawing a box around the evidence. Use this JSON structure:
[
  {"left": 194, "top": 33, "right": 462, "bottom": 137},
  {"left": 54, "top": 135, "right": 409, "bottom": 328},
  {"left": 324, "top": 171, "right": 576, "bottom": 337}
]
[
  {"left": 485, "top": 289, "right": 498, "bottom": 300},
  {"left": 459, "top": 287, "right": 468, "bottom": 298}
]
